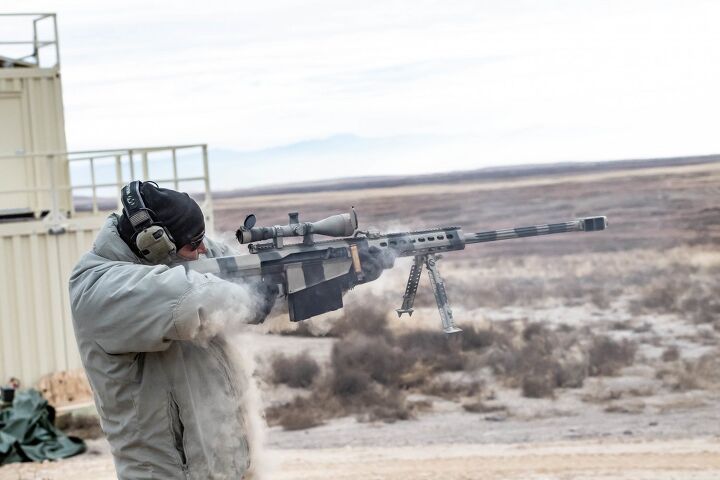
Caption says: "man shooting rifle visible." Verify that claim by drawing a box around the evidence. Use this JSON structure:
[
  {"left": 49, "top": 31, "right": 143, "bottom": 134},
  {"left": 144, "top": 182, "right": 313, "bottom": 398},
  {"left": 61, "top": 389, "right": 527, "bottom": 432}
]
[{"left": 69, "top": 181, "right": 275, "bottom": 479}]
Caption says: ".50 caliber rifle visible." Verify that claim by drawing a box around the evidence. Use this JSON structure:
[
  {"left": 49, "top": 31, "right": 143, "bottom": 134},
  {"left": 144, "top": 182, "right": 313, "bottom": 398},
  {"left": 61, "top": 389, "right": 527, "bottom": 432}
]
[{"left": 186, "top": 210, "right": 607, "bottom": 334}]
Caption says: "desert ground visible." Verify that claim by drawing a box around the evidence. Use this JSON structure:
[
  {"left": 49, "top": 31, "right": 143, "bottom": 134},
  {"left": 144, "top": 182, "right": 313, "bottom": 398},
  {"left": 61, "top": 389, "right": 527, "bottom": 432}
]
[{"left": 2, "top": 158, "right": 719, "bottom": 479}]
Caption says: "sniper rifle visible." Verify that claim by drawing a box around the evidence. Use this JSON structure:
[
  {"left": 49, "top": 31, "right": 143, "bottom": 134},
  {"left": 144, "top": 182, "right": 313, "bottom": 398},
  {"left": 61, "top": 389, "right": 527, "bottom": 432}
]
[{"left": 185, "top": 210, "right": 608, "bottom": 334}]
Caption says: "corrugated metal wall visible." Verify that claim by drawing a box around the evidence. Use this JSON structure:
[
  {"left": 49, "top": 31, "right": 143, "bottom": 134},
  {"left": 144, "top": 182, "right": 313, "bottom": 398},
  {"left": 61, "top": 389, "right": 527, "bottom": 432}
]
[
  {"left": 0, "top": 68, "right": 70, "bottom": 214},
  {"left": 0, "top": 217, "right": 100, "bottom": 387}
]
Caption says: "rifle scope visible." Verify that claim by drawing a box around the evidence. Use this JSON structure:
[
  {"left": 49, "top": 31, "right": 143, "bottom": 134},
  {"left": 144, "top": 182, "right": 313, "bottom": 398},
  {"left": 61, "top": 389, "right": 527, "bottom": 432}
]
[{"left": 236, "top": 210, "right": 358, "bottom": 244}]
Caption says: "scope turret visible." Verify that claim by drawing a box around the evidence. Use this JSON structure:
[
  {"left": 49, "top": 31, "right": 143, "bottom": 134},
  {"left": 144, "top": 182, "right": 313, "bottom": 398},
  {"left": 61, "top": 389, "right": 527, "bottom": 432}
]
[{"left": 236, "top": 209, "right": 358, "bottom": 245}]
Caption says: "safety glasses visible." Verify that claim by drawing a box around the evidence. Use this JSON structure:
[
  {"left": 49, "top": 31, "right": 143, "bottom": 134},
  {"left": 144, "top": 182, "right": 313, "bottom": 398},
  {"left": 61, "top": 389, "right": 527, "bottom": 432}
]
[{"left": 188, "top": 231, "right": 205, "bottom": 251}]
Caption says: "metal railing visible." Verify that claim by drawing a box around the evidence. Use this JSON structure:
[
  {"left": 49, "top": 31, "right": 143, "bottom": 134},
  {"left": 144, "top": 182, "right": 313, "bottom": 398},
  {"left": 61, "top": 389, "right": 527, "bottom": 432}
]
[
  {"left": 0, "top": 144, "right": 212, "bottom": 232},
  {"left": 0, "top": 13, "right": 60, "bottom": 69}
]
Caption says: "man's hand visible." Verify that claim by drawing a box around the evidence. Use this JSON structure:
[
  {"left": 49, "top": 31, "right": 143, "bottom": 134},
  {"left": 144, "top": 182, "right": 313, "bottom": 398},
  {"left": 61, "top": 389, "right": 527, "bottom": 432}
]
[{"left": 247, "top": 280, "right": 279, "bottom": 324}]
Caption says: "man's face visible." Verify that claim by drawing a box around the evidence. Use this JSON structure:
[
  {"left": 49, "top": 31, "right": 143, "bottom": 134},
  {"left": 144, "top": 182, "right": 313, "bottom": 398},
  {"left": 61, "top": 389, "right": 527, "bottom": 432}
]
[{"left": 176, "top": 241, "right": 207, "bottom": 261}]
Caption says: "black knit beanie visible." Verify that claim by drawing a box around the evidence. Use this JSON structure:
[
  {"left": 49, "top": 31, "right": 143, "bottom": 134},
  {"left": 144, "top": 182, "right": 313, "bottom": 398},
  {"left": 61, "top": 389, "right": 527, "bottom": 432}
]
[{"left": 118, "top": 182, "right": 205, "bottom": 252}]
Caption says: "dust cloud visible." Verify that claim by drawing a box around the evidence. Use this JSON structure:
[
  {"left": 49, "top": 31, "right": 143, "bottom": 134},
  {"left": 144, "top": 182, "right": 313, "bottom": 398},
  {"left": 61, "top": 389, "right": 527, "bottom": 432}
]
[
  {"left": 190, "top": 277, "right": 267, "bottom": 346},
  {"left": 189, "top": 277, "right": 276, "bottom": 479}
]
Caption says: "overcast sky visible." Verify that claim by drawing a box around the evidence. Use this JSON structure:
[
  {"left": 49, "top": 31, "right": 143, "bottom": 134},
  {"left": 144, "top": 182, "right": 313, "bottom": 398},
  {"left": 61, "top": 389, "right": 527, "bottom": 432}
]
[{"left": 4, "top": 1, "right": 720, "bottom": 189}]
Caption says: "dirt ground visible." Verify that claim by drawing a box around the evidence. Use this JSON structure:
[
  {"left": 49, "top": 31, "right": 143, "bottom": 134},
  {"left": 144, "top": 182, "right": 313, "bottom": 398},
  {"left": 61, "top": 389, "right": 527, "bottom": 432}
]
[
  {"left": 2, "top": 158, "right": 719, "bottom": 479},
  {"left": 274, "top": 439, "right": 720, "bottom": 480},
  {"left": 2, "top": 437, "right": 719, "bottom": 480}
]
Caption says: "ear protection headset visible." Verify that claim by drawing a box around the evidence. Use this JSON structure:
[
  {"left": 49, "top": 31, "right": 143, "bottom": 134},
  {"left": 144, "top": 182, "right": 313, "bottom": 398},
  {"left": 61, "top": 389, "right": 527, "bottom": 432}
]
[{"left": 121, "top": 181, "right": 176, "bottom": 263}]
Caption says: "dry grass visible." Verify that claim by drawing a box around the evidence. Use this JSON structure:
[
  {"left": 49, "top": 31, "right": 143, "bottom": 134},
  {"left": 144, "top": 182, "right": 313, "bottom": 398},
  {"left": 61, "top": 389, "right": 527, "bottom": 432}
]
[
  {"left": 483, "top": 323, "right": 591, "bottom": 398},
  {"left": 265, "top": 396, "right": 325, "bottom": 431},
  {"left": 327, "top": 303, "right": 392, "bottom": 338},
  {"left": 630, "top": 266, "right": 720, "bottom": 329},
  {"left": 55, "top": 413, "right": 104, "bottom": 440},
  {"left": 269, "top": 310, "right": 645, "bottom": 431},
  {"left": 661, "top": 346, "right": 681, "bottom": 362},
  {"left": 462, "top": 399, "right": 506, "bottom": 414},
  {"left": 266, "top": 314, "right": 506, "bottom": 429},
  {"left": 588, "top": 336, "right": 637, "bottom": 376},
  {"left": 230, "top": 161, "right": 720, "bottom": 431},
  {"left": 659, "top": 354, "right": 720, "bottom": 392},
  {"left": 420, "top": 379, "right": 483, "bottom": 399}
]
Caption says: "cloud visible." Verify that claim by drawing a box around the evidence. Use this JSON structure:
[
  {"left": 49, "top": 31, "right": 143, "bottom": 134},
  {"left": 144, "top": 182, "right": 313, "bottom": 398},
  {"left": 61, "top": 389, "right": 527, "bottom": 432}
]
[{"left": 4, "top": 0, "right": 720, "bottom": 181}]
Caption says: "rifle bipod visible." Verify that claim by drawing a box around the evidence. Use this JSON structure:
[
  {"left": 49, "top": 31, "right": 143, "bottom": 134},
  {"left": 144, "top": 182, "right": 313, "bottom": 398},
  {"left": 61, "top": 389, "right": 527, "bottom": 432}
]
[{"left": 396, "top": 254, "right": 462, "bottom": 334}]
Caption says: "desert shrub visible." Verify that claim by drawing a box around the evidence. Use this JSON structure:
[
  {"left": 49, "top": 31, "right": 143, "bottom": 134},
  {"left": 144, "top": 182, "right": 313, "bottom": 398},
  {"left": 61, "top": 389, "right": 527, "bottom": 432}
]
[
  {"left": 522, "top": 322, "right": 546, "bottom": 342},
  {"left": 686, "top": 294, "right": 720, "bottom": 324},
  {"left": 590, "top": 289, "right": 611, "bottom": 309},
  {"left": 56, "top": 413, "right": 104, "bottom": 440},
  {"left": 632, "top": 323, "right": 653, "bottom": 333},
  {"left": 278, "top": 321, "right": 316, "bottom": 337},
  {"left": 604, "top": 401, "right": 645, "bottom": 414},
  {"left": 556, "top": 323, "right": 575, "bottom": 333},
  {"left": 521, "top": 371, "right": 556, "bottom": 398},
  {"left": 268, "top": 376, "right": 412, "bottom": 429},
  {"left": 482, "top": 323, "right": 588, "bottom": 396},
  {"left": 518, "top": 343, "right": 562, "bottom": 398},
  {"left": 669, "top": 372, "right": 701, "bottom": 392},
  {"left": 684, "top": 354, "right": 720, "bottom": 387},
  {"left": 484, "top": 344, "right": 523, "bottom": 378},
  {"left": 661, "top": 346, "right": 680, "bottom": 362},
  {"left": 522, "top": 323, "right": 557, "bottom": 354},
  {"left": 439, "top": 277, "right": 546, "bottom": 309},
  {"left": 329, "top": 383, "right": 412, "bottom": 423},
  {"left": 420, "top": 379, "right": 482, "bottom": 399},
  {"left": 262, "top": 330, "right": 445, "bottom": 427},
  {"left": 631, "top": 270, "right": 718, "bottom": 322},
  {"left": 270, "top": 352, "right": 320, "bottom": 388},
  {"left": 408, "top": 399, "right": 434, "bottom": 412},
  {"left": 655, "top": 358, "right": 715, "bottom": 392},
  {"left": 462, "top": 400, "right": 506, "bottom": 414},
  {"left": 396, "top": 329, "right": 465, "bottom": 372},
  {"left": 588, "top": 336, "right": 637, "bottom": 376},
  {"left": 331, "top": 366, "right": 371, "bottom": 397},
  {"left": 557, "top": 360, "right": 588, "bottom": 388},
  {"left": 331, "top": 334, "right": 410, "bottom": 388},
  {"left": 397, "top": 329, "right": 453, "bottom": 356},
  {"left": 436, "top": 354, "right": 466, "bottom": 372},
  {"left": 459, "top": 326, "right": 496, "bottom": 350},
  {"left": 278, "top": 302, "right": 392, "bottom": 338},
  {"left": 328, "top": 303, "right": 390, "bottom": 338},
  {"left": 266, "top": 396, "right": 325, "bottom": 431},
  {"left": 635, "top": 280, "right": 681, "bottom": 313},
  {"left": 361, "top": 388, "right": 413, "bottom": 422}
]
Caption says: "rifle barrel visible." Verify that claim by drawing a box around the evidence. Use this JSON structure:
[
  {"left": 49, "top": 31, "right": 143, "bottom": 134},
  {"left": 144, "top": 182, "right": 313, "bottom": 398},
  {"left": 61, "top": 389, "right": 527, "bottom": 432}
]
[{"left": 463, "top": 216, "right": 607, "bottom": 245}]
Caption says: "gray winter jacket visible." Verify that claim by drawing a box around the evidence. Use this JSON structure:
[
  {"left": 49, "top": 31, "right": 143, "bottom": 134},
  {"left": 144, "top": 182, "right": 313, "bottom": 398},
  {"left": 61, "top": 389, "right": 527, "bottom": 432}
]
[{"left": 69, "top": 215, "right": 252, "bottom": 479}]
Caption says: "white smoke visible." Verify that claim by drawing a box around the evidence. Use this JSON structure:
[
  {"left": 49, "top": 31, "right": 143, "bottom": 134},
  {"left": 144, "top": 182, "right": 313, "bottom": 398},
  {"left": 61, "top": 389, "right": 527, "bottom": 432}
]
[
  {"left": 191, "top": 277, "right": 269, "bottom": 347},
  {"left": 188, "top": 277, "right": 276, "bottom": 479},
  {"left": 222, "top": 331, "right": 276, "bottom": 479}
]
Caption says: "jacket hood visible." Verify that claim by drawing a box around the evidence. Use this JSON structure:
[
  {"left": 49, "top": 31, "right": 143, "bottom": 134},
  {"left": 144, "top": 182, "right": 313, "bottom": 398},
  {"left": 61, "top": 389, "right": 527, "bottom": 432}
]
[{"left": 93, "top": 214, "right": 147, "bottom": 264}]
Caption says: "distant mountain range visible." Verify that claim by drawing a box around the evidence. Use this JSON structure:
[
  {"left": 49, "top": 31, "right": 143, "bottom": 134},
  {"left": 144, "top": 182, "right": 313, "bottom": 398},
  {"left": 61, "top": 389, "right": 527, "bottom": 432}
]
[
  {"left": 208, "top": 133, "right": 720, "bottom": 196},
  {"left": 208, "top": 133, "right": 443, "bottom": 191},
  {"left": 211, "top": 151, "right": 720, "bottom": 198}
]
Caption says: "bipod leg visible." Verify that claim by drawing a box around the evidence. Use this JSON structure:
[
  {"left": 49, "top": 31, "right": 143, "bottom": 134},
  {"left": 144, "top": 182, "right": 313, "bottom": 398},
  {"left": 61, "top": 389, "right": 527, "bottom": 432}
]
[
  {"left": 425, "top": 254, "right": 462, "bottom": 334},
  {"left": 397, "top": 255, "right": 425, "bottom": 317}
]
